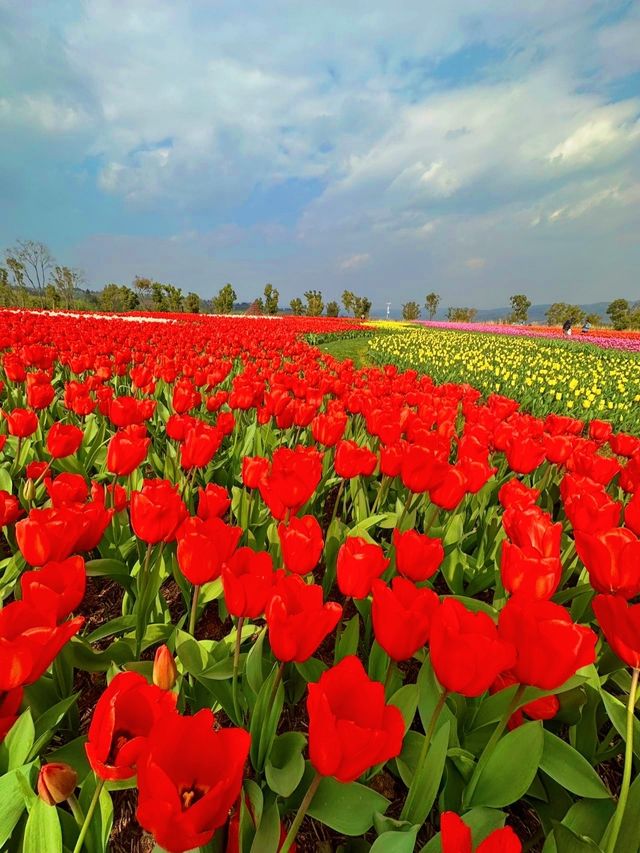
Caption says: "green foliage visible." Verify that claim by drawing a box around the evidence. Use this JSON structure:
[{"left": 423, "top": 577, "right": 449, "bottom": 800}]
[
  {"left": 425, "top": 291, "right": 440, "bottom": 320},
  {"left": 447, "top": 306, "right": 478, "bottom": 322},
  {"left": 546, "top": 303, "right": 586, "bottom": 327},
  {"left": 289, "top": 297, "right": 304, "bottom": 315},
  {"left": 326, "top": 300, "right": 340, "bottom": 317},
  {"left": 508, "top": 293, "right": 531, "bottom": 324},
  {"left": 212, "top": 283, "right": 237, "bottom": 314},
  {"left": 402, "top": 301, "right": 421, "bottom": 320},
  {"left": 304, "top": 289, "right": 324, "bottom": 316},
  {"left": 606, "top": 298, "right": 630, "bottom": 330},
  {"left": 263, "top": 283, "right": 279, "bottom": 314}
]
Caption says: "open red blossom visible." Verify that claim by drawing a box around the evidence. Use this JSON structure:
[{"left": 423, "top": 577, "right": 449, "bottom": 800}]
[
  {"left": 575, "top": 527, "right": 640, "bottom": 598},
  {"left": 336, "top": 536, "right": 390, "bottom": 599},
  {"left": 430, "top": 599, "right": 516, "bottom": 697},
  {"left": 307, "top": 655, "right": 404, "bottom": 782},
  {"left": 86, "top": 671, "right": 178, "bottom": 781},
  {"left": 259, "top": 445, "right": 323, "bottom": 516},
  {"left": 500, "top": 542, "right": 561, "bottom": 601},
  {"left": 498, "top": 598, "right": 596, "bottom": 690},
  {"left": 592, "top": 594, "right": 640, "bottom": 670},
  {"left": 440, "top": 812, "right": 522, "bottom": 852},
  {"left": 197, "top": 483, "right": 231, "bottom": 520},
  {"left": 46, "top": 422, "right": 83, "bottom": 458},
  {"left": 265, "top": 571, "right": 342, "bottom": 663},
  {"left": 392, "top": 528, "right": 444, "bottom": 581},
  {"left": 177, "top": 516, "right": 242, "bottom": 585},
  {"left": 15, "top": 506, "right": 86, "bottom": 566},
  {"left": 136, "top": 709, "right": 250, "bottom": 853},
  {"left": 44, "top": 472, "right": 88, "bottom": 506},
  {"left": 130, "top": 479, "right": 188, "bottom": 544},
  {"left": 20, "top": 556, "right": 86, "bottom": 622},
  {"left": 371, "top": 577, "right": 439, "bottom": 661},
  {"left": 278, "top": 515, "right": 324, "bottom": 575},
  {"left": 3, "top": 408, "right": 39, "bottom": 438},
  {"left": 222, "top": 547, "right": 275, "bottom": 618}
]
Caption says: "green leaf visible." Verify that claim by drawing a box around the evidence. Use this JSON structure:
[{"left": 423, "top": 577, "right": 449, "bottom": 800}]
[
  {"left": 601, "top": 690, "right": 640, "bottom": 760},
  {"left": 553, "top": 823, "right": 603, "bottom": 852},
  {"left": 0, "top": 767, "right": 30, "bottom": 846},
  {"left": 601, "top": 774, "right": 640, "bottom": 853},
  {"left": 0, "top": 709, "right": 35, "bottom": 772},
  {"left": 540, "top": 730, "right": 611, "bottom": 799},
  {"left": 400, "top": 721, "right": 450, "bottom": 826},
  {"left": 468, "top": 721, "right": 544, "bottom": 808},
  {"left": 29, "top": 694, "right": 80, "bottom": 760},
  {"left": 23, "top": 798, "right": 62, "bottom": 853},
  {"left": 249, "top": 800, "right": 281, "bottom": 853},
  {"left": 370, "top": 827, "right": 419, "bottom": 852},
  {"left": 46, "top": 736, "right": 91, "bottom": 780},
  {"left": 389, "top": 684, "right": 418, "bottom": 733},
  {"left": 335, "top": 614, "right": 360, "bottom": 663},
  {"left": 562, "top": 799, "right": 614, "bottom": 849},
  {"left": 249, "top": 667, "right": 284, "bottom": 773},
  {"left": 265, "top": 732, "right": 307, "bottom": 798},
  {"left": 85, "top": 558, "right": 134, "bottom": 590},
  {"left": 308, "top": 776, "right": 390, "bottom": 836}
]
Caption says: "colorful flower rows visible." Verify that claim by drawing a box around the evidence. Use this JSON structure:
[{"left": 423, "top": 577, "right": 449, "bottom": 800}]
[
  {"left": 1, "top": 308, "right": 640, "bottom": 852},
  {"left": 369, "top": 325, "right": 640, "bottom": 433}
]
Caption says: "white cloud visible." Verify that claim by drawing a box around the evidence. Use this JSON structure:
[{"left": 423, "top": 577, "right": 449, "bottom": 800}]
[{"left": 339, "top": 253, "right": 371, "bottom": 271}]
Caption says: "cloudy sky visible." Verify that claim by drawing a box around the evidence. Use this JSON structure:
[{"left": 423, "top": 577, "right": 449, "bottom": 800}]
[{"left": 1, "top": 1, "right": 639, "bottom": 310}]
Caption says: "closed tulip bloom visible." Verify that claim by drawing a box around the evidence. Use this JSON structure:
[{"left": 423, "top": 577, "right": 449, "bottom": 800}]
[
  {"left": 490, "top": 671, "right": 559, "bottom": 730},
  {"left": 440, "top": 812, "right": 522, "bottom": 853},
  {"left": 222, "top": 548, "right": 274, "bottom": 618},
  {"left": 502, "top": 506, "right": 561, "bottom": 558},
  {"left": 592, "top": 594, "right": 640, "bottom": 670},
  {"left": 177, "top": 516, "right": 242, "bottom": 585},
  {"left": 136, "top": 709, "right": 250, "bottom": 853},
  {"left": 261, "top": 445, "right": 323, "bottom": 511},
  {"left": 20, "top": 556, "right": 86, "bottom": 622},
  {"left": 37, "top": 762, "right": 78, "bottom": 805},
  {"left": 430, "top": 599, "right": 516, "bottom": 697},
  {"left": 153, "top": 645, "right": 178, "bottom": 691},
  {"left": 242, "top": 455, "right": 269, "bottom": 489},
  {"left": 0, "top": 490, "right": 22, "bottom": 526},
  {"left": 589, "top": 420, "right": 613, "bottom": 443},
  {"left": 575, "top": 528, "right": 640, "bottom": 598},
  {"left": 73, "top": 500, "right": 114, "bottom": 553},
  {"left": 197, "top": 483, "right": 231, "bottom": 520},
  {"left": 307, "top": 655, "right": 404, "bottom": 782},
  {"left": 3, "top": 408, "right": 39, "bottom": 438},
  {"left": 265, "top": 571, "right": 342, "bottom": 662},
  {"left": 15, "top": 506, "right": 85, "bottom": 566},
  {"left": 498, "top": 479, "right": 540, "bottom": 511},
  {"left": 498, "top": 598, "right": 596, "bottom": 690},
  {"left": 337, "top": 537, "right": 390, "bottom": 599},
  {"left": 86, "top": 671, "right": 177, "bottom": 781},
  {"left": 430, "top": 465, "right": 468, "bottom": 510},
  {"left": 626, "top": 492, "right": 640, "bottom": 536},
  {"left": 107, "top": 424, "right": 150, "bottom": 476},
  {"left": 311, "top": 411, "right": 347, "bottom": 447},
  {"left": 44, "top": 473, "right": 88, "bottom": 506},
  {"left": 180, "top": 422, "right": 222, "bottom": 469},
  {"left": 130, "top": 479, "right": 188, "bottom": 544},
  {"left": 278, "top": 515, "right": 324, "bottom": 575},
  {"left": 334, "top": 440, "right": 377, "bottom": 479},
  {"left": 504, "top": 435, "right": 546, "bottom": 475},
  {"left": 500, "top": 542, "right": 561, "bottom": 601},
  {"left": 393, "top": 528, "right": 444, "bottom": 582},
  {"left": 380, "top": 442, "right": 404, "bottom": 477},
  {"left": 609, "top": 432, "right": 640, "bottom": 458},
  {"left": 400, "top": 444, "right": 448, "bottom": 494},
  {"left": 46, "top": 422, "right": 83, "bottom": 458},
  {"left": 372, "top": 578, "right": 439, "bottom": 661},
  {"left": 108, "top": 396, "right": 150, "bottom": 428}
]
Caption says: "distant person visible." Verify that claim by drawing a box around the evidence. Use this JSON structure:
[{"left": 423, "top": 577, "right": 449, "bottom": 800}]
[
  {"left": 581, "top": 321, "right": 591, "bottom": 334},
  {"left": 562, "top": 318, "right": 573, "bottom": 336}
]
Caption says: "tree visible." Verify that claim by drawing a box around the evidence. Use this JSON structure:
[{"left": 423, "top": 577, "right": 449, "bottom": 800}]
[
  {"left": 44, "top": 284, "right": 61, "bottom": 309},
  {"left": 402, "top": 301, "right": 421, "bottom": 320},
  {"left": 545, "top": 303, "right": 586, "bottom": 327},
  {"left": 264, "top": 283, "right": 279, "bottom": 315},
  {"left": 304, "top": 289, "right": 324, "bottom": 317},
  {"left": 447, "top": 307, "right": 478, "bottom": 322},
  {"left": 120, "top": 286, "right": 140, "bottom": 311},
  {"left": 606, "top": 299, "right": 630, "bottom": 331},
  {"left": 508, "top": 293, "right": 531, "bottom": 324},
  {"left": 51, "top": 265, "right": 84, "bottom": 310},
  {"left": 290, "top": 297, "right": 304, "bottom": 315},
  {"left": 342, "top": 290, "right": 355, "bottom": 315},
  {"left": 0, "top": 267, "right": 13, "bottom": 307},
  {"left": 584, "top": 312, "right": 601, "bottom": 326},
  {"left": 185, "top": 292, "right": 201, "bottom": 313},
  {"left": 5, "top": 240, "right": 53, "bottom": 307},
  {"left": 5, "top": 257, "right": 29, "bottom": 306},
  {"left": 425, "top": 292, "right": 441, "bottom": 321},
  {"left": 212, "top": 283, "right": 237, "bottom": 314},
  {"left": 326, "top": 301, "right": 340, "bottom": 317},
  {"left": 164, "top": 284, "right": 184, "bottom": 313},
  {"left": 133, "top": 276, "right": 153, "bottom": 308},
  {"left": 353, "top": 296, "right": 372, "bottom": 319},
  {"left": 100, "top": 283, "right": 124, "bottom": 312}
]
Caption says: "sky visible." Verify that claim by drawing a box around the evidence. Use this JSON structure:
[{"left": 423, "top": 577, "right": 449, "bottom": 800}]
[{"left": 1, "top": 0, "right": 639, "bottom": 312}]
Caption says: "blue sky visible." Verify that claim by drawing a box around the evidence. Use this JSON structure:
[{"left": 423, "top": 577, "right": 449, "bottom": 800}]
[{"left": 1, "top": 0, "right": 639, "bottom": 311}]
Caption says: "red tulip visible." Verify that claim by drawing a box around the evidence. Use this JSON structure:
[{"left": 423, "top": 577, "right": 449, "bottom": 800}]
[
  {"left": 181, "top": 421, "right": 222, "bottom": 469},
  {"left": 626, "top": 492, "right": 640, "bottom": 536},
  {"left": 307, "top": 655, "right": 404, "bottom": 782},
  {"left": 502, "top": 506, "right": 561, "bottom": 558},
  {"left": 0, "top": 687, "right": 23, "bottom": 741},
  {"left": 86, "top": 671, "right": 177, "bottom": 781},
  {"left": 46, "top": 422, "right": 83, "bottom": 458},
  {"left": 400, "top": 444, "right": 448, "bottom": 494},
  {"left": 136, "top": 709, "right": 250, "bottom": 853},
  {"left": 311, "top": 411, "right": 347, "bottom": 447},
  {"left": 490, "top": 671, "right": 559, "bottom": 730},
  {"left": 241, "top": 456, "right": 269, "bottom": 489},
  {"left": 430, "top": 599, "right": 515, "bottom": 697},
  {"left": 130, "top": 479, "right": 188, "bottom": 544},
  {"left": 222, "top": 547, "right": 274, "bottom": 618},
  {"left": 371, "top": 577, "right": 439, "bottom": 660},
  {"left": 392, "top": 528, "right": 444, "bottom": 582},
  {"left": 20, "top": 556, "right": 86, "bottom": 622},
  {"left": 0, "top": 490, "right": 22, "bottom": 526},
  {"left": 278, "top": 515, "right": 324, "bottom": 575},
  {"left": 592, "top": 594, "right": 640, "bottom": 670},
  {"left": 498, "top": 598, "right": 596, "bottom": 690},
  {"left": 430, "top": 465, "right": 468, "bottom": 510},
  {"left": 37, "top": 762, "right": 78, "bottom": 805},
  {"left": 334, "top": 440, "right": 377, "bottom": 479},
  {"left": 575, "top": 528, "right": 640, "bottom": 598},
  {"left": 197, "top": 483, "right": 231, "bottom": 520},
  {"left": 259, "top": 445, "right": 323, "bottom": 515},
  {"left": 440, "top": 811, "right": 522, "bottom": 852},
  {"left": 589, "top": 420, "right": 613, "bottom": 443},
  {"left": 265, "top": 571, "right": 342, "bottom": 662},
  {"left": 500, "top": 541, "right": 561, "bottom": 601},
  {"left": 15, "top": 506, "right": 85, "bottom": 566},
  {"left": 44, "top": 472, "right": 88, "bottom": 506},
  {"left": 498, "top": 479, "right": 539, "bottom": 511},
  {"left": 107, "top": 424, "right": 150, "bottom": 476},
  {"left": 177, "top": 516, "right": 242, "bottom": 585},
  {"left": 337, "top": 536, "right": 390, "bottom": 599},
  {"left": 3, "top": 408, "right": 38, "bottom": 438}
]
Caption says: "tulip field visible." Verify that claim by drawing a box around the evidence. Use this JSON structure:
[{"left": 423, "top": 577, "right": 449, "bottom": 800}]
[{"left": 2, "top": 309, "right": 640, "bottom": 853}]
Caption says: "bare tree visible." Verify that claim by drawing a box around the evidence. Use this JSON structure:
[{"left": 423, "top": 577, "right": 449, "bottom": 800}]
[
  {"left": 51, "top": 265, "right": 85, "bottom": 309},
  {"left": 5, "top": 240, "right": 54, "bottom": 307}
]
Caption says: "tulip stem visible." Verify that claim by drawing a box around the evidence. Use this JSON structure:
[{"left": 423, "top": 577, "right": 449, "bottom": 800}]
[
  {"left": 463, "top": 683, "right": 526, "bottom": 808},
  {"left": 328, "top": 480, "right": 345, "bottom": 528},
  {"left": 383, "top": 659, "right": 395, "bottom": 696},
  {"left": 423, "top": 503, "right": 439, "bottom": 535},
  {"left": 281, "top": 771, "right": 322, "bottom": 853},
  {"left": 400, "top": 688, "right": 448, "bottom": 821},
  {"left": 605, "top": 667, "right": 639, "bottom": 853},
  {"left": 371, "top": 475, "right": 389, "bottom": 515},
  {"left": 188, "top": 584, "right": 200, "bottom": 637},
  {"left": 67, "top": 793, "right": 84, "bottom": 827},
  {"left": 269, "top": 661, "right": 286, "bottom": 708},
  {"left": 397, "top": 490, "right": 414, "bottom": 530},
  {"left": 72, "top": 777, "right": 104, "bottom": 853},
  {"left": 232, "top": 616, "right": 245, "bottom": 721}
]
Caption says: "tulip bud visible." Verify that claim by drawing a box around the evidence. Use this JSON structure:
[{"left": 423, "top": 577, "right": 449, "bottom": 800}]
[
  {"left": 37, "top": 762, "right": 78, "bottom": 805},
  {"left": 22, "top": 478, "right": 36, "bottom": 503},
  {"left": 153, "top": 644, "right": 178, "bottom": 690}
]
